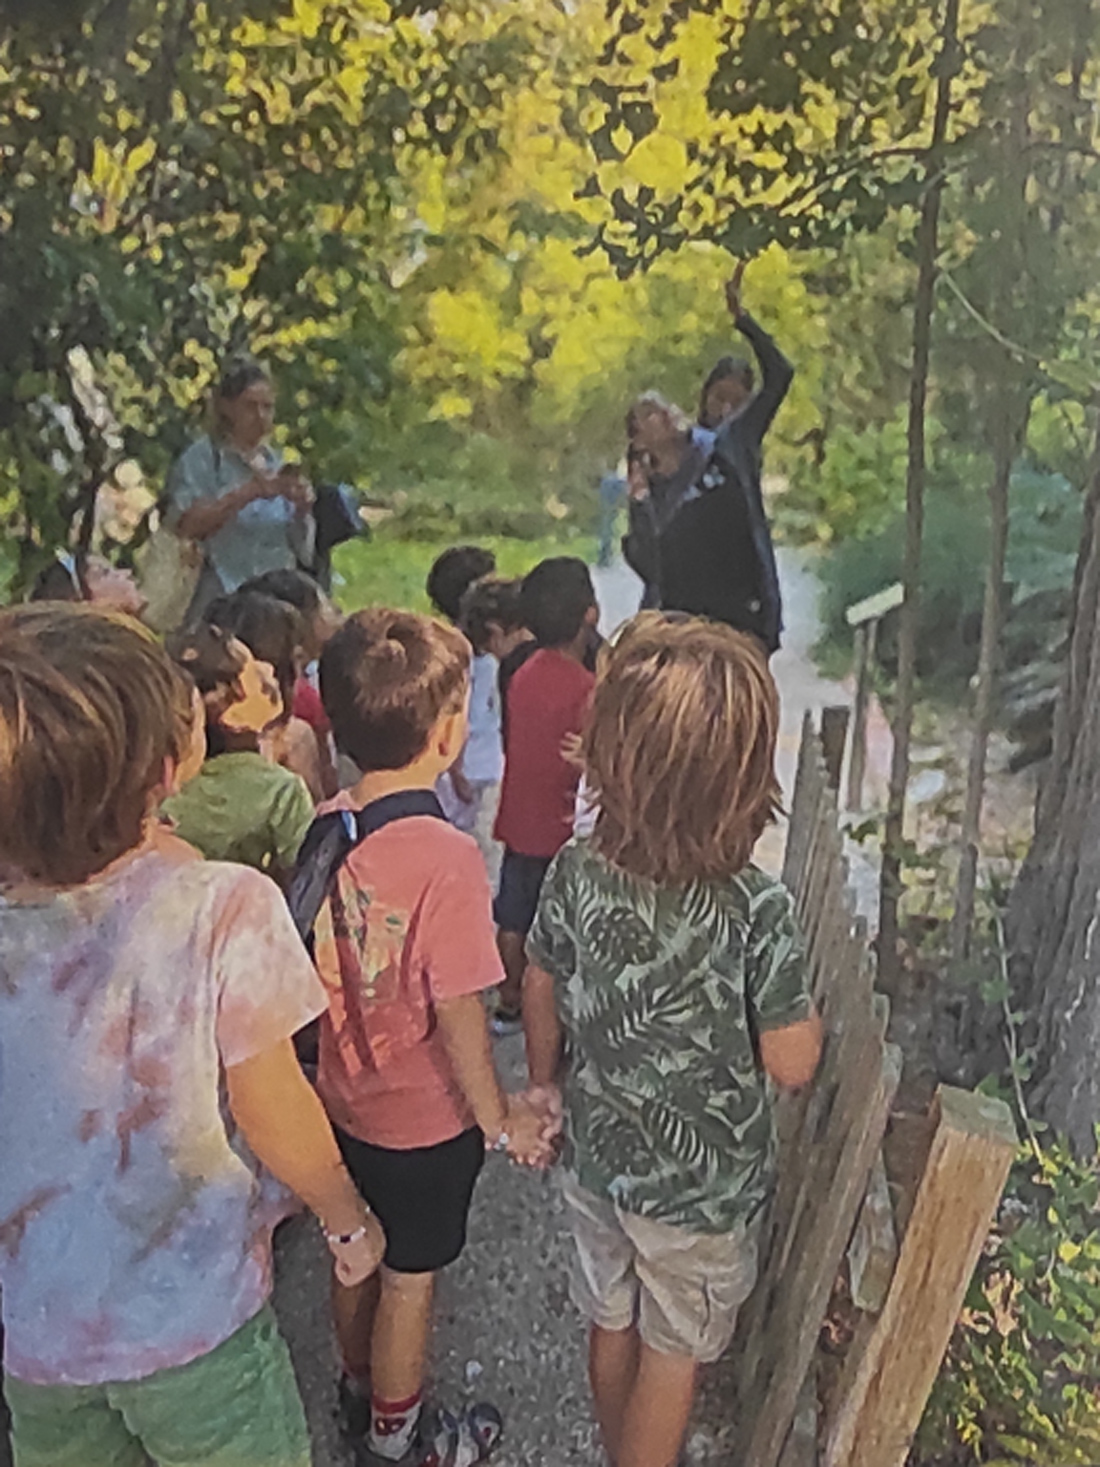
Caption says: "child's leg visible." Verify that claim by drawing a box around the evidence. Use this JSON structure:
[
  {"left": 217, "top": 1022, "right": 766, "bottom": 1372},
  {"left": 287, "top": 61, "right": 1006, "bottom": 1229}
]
[
  {"left": 589, "top": 1322, "right": 641, "bottom": 1462},
  {"left": 493, "top": 852, "right": 552, "bottom": 1018},
  {"left": 622, "top": 1210, "right": 759, "bottom": 1467},
  {"left": 332, "top": 1266, "right": 381, "bottom": 1388},
  {"left": 616, "top": 1344, "right": 697, "bottom": 1467},
  {"left": 371, "top": 1267, "right": 435, "bottom": 1402},
  {"left": 495, "top": 929, "right": 527, "bottom": 1014},
  {"left": 332, "top": 1127, "right": 486, "bottom": 1458}
]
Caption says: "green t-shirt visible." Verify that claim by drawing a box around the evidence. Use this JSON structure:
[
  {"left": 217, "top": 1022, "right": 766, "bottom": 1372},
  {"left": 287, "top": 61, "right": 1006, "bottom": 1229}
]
[
  {"left": 527, "top": 838, "right": 812, "bottom": 1235},
  {"left": 162, "top": 752, "right": 314, "bottom": 875}
]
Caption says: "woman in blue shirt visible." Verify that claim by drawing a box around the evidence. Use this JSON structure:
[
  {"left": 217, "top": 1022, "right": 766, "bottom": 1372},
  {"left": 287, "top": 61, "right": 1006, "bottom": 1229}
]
[{"left": 167, "top": 359, "right": 315, "bottom": 617}]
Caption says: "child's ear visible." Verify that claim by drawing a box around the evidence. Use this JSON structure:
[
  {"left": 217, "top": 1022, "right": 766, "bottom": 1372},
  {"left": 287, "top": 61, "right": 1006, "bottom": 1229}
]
[
  {"left": 585, "top": 603, "right": 600, "bottom": 628},
  {"left": 437, "top": 706, "right": 467, "bottom": 761}
]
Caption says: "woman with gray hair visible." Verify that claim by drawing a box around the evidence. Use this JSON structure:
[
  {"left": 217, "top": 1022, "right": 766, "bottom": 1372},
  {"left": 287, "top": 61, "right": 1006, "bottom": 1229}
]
[{"left": 165, "top": 358, "right": 315, "bottom": 618}]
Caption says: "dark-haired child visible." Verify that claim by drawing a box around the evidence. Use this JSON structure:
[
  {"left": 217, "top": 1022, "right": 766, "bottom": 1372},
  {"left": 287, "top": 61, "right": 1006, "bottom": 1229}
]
[
  {"left": 205, "top": 588, "right": 328, "bottom": 801},
  {"left": 0, "top": 604, "right": 383, "bottom": 1467},
  {"left": 425, "top": 546, "right": 499, "bottom": 861},
  {"left": 524, "top": 614, "right": 821, "bottom": 1467},
  {"left": 426, "top": 544, "right": 496, "bottom": 624},
  {"left": 315, "top": 608, "right": 549, "bottom": 1465},
  {"left": 491, "top": 557, "right": 599, "bottom": 1033},
  {"left": 162, "top": 621, "right": 314, "bottom": 879},
  {"left": 241, "top": 568, "right": 342, "bottom": 797}
]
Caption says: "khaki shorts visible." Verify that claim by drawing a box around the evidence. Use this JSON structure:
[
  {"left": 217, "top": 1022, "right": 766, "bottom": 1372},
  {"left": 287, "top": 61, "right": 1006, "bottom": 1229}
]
[{"left": 561, "top": 1174, "right": 759, "bottom": 1363}]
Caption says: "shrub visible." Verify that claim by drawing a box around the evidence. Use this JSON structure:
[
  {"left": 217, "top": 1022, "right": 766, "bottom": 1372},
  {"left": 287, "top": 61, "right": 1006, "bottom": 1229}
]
[
  {"left": 816, "top": 460, "right": 1083, "bottom": 693},
  {"left": 918, "top": 1140, "right": 1100, "bottom": 1466}
]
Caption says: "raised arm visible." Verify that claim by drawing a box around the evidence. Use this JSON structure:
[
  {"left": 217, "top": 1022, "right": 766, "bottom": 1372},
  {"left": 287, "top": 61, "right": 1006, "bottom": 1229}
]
[{"left": 722, "top": 267, "right": 794, "bottom": 446}]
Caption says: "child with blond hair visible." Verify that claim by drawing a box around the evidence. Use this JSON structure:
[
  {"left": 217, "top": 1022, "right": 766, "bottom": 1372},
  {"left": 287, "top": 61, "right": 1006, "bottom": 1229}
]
[{"left": 524, "top": 613, "right": 822, "bottom": 1467}]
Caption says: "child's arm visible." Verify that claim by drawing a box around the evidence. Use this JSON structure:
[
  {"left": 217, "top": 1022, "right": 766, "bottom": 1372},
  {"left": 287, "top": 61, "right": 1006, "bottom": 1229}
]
[
  {"left": 523, "top": 962, "right": 563, "bottom": 1088},
  {"left": 226, "top": 1038, "right": 386, "bottom": 1284},
  {"left": 434, "top": 994, "right": 547, "bottom": 1163},
  {"left": 759, "top": 1009, "right": 823, "bottom": 1090}
]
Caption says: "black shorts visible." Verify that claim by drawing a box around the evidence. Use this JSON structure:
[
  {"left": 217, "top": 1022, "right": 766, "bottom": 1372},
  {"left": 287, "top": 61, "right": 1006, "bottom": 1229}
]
[
  {"left": 335, "top": 1126, "right": 485, "bottom": 1273},
  {"left": 493, "top": 849, "right": 553, "bottom": 936}
]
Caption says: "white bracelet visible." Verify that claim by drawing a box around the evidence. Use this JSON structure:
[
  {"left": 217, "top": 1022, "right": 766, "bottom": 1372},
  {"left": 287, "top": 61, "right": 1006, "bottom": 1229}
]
[{"left": 324, "top": 1210, "right": 372, "bottom": 1247}]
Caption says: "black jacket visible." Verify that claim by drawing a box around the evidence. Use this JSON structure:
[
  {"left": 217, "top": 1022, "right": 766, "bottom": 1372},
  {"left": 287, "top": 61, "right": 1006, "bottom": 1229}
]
[{"left": 624, "top": 312, "right": 793, "bottom": 653}]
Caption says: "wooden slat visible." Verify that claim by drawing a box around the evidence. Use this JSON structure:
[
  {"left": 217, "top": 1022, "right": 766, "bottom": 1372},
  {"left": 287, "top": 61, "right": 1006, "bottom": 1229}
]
[
  {"left": 823, "top": 1088, "right": 1017, "bottom": 1467},
  {"left": 847, "top": 1149, "right": 898, "bottom": 1314},
  {"left": 734, "top": 1033, "right": 902, "bottom": 1467}
]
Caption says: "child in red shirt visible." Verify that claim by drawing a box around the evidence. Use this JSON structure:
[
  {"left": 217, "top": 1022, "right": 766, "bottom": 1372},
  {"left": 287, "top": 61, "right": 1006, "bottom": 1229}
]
[
  {"left": 492, "top": 558, "right": 598, "bottom": 1031},
  {"left": 315, "top": 608, "right": 550, "bottom": 1466}
]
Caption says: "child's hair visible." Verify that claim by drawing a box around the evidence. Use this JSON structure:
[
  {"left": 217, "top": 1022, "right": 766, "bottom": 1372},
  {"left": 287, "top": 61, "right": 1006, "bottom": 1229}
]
[
  {"left": 459, "top": 576, "right": 523, "bottom": 655},
  {"left": 166, "top": 623, "right": 249, "bottom": 757},
  {"left": 583, "top": 613, "right": 781, "bottom": 886},
  {"left": 240, "top": 568, "right": 324, "bottom": 621},
  {"left": 321, "top": 609, "right": 469, "bottom": 772},
  {"left": 426, "top": 545, "right": 497, "bottom": 622},
  {"left": 520, "top": 557, "right": 596, "bottom": 649},
  {"left": 0, "top": 604, "right": 192, "bottom": 886},
  {"left": 203, "top": 590, "right": 301, "bottom": 715}
]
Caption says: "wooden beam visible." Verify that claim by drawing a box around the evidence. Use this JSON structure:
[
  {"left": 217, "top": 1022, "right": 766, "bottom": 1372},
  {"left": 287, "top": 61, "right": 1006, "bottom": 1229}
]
[{"left": 823, "top": 1087, "right": 1017, "bottom": 1467}]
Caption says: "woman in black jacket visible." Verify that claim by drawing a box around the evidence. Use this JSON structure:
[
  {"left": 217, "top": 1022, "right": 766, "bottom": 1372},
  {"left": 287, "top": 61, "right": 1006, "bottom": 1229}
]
[{"left": 623, "top": 267, "right": 793, "bottom": 655}]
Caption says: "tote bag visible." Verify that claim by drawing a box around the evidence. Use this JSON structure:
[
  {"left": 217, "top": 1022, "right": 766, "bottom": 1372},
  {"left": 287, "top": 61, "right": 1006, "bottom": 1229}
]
[{"left": 137, "top": 519, "right": 204, "bottom": 633}]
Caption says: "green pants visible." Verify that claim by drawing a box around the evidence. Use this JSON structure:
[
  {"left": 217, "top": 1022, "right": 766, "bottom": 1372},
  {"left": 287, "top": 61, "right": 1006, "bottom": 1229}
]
[{"left": 5, "top": 1305, "right": 310, "bottom": 1467}]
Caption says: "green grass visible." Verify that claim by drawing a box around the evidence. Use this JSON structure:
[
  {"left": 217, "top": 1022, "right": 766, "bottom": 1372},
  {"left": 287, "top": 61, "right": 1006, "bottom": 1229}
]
[{"left": 330, "top": 530, "right": 598, "bottom": 614}]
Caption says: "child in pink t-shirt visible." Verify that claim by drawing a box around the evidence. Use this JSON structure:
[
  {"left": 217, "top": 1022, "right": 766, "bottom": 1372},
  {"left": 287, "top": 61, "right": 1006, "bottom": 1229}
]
[{"left": 314, "top": 607, "right": 552, "bottom": 1466}]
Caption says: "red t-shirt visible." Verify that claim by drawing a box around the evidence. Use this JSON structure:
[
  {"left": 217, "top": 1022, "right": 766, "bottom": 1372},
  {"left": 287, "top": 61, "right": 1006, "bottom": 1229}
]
[
  {"left": 292, "top": 677, "right": 331, "bottom": 736},
  {"left": 494, "top": 648, "right": 595, "bottom": 859},
  {"left": 314, "top": 813, "right": 504, "bottom": 1150}
]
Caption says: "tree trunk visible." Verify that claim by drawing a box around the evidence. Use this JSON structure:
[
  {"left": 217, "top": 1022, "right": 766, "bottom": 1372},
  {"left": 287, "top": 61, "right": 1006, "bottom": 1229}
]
[
  {"left": 877, "top": 0, "right": 960, "bottom": 980},
  {"left": 1007, "top": 421, "right": 1100, "bottom": 1153},
  {"left": 951, "top": 391, "right": 1027, "bottom": 960}
]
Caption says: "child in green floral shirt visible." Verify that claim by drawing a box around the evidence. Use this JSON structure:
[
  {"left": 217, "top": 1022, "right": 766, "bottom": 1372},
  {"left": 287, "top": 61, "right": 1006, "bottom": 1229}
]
[{"left": 524, "top": 613, "right": 822, "bottom": 1467}]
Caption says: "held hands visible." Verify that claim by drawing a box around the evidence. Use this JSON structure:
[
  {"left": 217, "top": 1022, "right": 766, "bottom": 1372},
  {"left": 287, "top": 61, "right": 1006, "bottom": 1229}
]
[
  {"left": 326, "top": 1210, "right": 387, "bottom": 1288},
  {"left": 499, "top": 1088, "right": 563, "bottom": 1170}
]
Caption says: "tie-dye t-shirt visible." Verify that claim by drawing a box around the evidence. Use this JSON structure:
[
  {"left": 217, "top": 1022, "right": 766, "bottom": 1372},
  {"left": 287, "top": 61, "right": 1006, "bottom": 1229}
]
[{"left": 0, "top": 839, "right": 326, "bottom": 1387}]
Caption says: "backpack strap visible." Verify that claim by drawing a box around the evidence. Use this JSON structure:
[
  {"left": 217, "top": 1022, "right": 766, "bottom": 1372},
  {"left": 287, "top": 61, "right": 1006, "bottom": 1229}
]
[{"left": 287, "top": 790, "right": 445, "bottom": 947}]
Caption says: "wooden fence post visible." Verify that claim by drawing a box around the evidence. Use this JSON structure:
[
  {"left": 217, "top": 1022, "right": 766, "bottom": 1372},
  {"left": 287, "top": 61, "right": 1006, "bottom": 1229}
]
[
  {"left": 821, "top": 705, "right": 851, "bottom": 792},
  {"left": 823, "top": 1087, "right": 1017, "bottom": 1467},
  {"left": 847, "top": 621, "right": 876, "bottom": 813},
  {"left": 844, "top": 583, "right": 902, "bottom": 813}
]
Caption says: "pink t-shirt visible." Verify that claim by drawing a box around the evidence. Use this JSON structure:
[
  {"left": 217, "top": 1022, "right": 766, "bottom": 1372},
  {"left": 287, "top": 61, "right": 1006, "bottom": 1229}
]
[
  {"left": 314, "top": 812, "right": 504, "bottom": 1150},
  {"left": 0, "top": 844, "right": 326, "bottom": 1387}
]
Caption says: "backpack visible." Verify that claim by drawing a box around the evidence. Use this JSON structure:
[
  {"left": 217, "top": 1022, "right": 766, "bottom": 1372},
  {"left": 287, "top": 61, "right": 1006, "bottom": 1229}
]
[{"left": 286, "top": 790, "right": 446, "bottom": 949}]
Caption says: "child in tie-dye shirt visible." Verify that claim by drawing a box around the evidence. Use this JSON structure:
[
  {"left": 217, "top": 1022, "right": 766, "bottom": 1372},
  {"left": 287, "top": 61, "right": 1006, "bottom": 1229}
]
[{"left": 0, "top": 604, "right": 384, "bottom": 1467}]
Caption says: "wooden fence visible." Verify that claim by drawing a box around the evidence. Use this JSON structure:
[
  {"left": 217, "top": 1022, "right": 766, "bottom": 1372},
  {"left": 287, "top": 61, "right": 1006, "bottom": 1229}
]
[{"left": 729, "top": 714, "right": 1016, "bottom": 1467}]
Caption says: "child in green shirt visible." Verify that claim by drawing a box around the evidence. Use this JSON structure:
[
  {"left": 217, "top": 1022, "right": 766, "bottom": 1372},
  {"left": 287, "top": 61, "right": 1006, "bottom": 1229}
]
[{"left": 162, "top": 622, "right": 314, "bottom": 879}]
